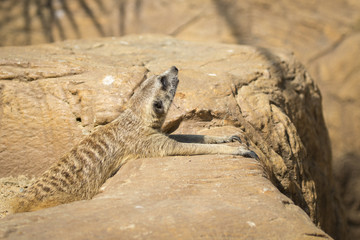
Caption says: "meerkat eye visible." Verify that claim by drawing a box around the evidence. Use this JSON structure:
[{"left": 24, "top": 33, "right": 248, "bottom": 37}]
[
  {"left": 153, "top": 100, "right": 164, "bottom": 114},
  {"left": 160, "top": 76, "right": 168, "bottom": 90}
]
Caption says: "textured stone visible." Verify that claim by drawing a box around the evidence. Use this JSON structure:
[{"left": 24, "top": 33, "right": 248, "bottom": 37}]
[
  {"left": 1, "top": 1, "right": 359, "bottom": 238},
  {"left": 0, "top": 35, "right": 344, "bottom": 238},
  {"left": 1, "top": 155, "right": 331, "bottom": 240}
]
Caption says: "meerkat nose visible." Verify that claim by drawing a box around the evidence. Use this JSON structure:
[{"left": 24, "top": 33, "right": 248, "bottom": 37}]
[{"left": 170, "top": 66, "right": 178, "bottom": 74}]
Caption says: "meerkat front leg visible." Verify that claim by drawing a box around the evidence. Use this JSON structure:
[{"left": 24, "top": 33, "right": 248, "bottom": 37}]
[
  {"left": 169, "top": 134, "right": 242, "bottom": 144},
  {"left": 168, "top": 134, "right": 259, "bottom": 158},
  {"left": 148, "top": 134, "right": 259, "bottom": 159},
  {"left": 168, "top": 140, "right": 258, "bottom": 159}
]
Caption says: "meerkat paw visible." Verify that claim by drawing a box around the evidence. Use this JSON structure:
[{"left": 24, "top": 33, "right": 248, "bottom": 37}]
[
  {"left": 215, "top": 135, "right": 242, "bottom": 143},
  {"left": 201, "top": 135, "right": 243, "bottom": 144},
  {"left": 227, "top": 135, "right": 242, "bottom": 143},
  {"left": 234, "top": 146, "right": 259, "bottom": 160}
]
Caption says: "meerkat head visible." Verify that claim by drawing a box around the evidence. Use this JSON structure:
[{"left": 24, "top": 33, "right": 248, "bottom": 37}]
[{"left": 128, "top": 66, "right": 179, "bottom": 129}]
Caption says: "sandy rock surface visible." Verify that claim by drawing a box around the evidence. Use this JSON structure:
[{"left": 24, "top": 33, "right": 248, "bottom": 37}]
[
  {"left": 0, "top": 35, "right": 344, "bottom": 239},
  {"left": 1, "top": 155, "right": 332, "bottom": 240}
]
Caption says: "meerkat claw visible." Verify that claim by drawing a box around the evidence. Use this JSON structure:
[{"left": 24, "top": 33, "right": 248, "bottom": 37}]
[
  {"left": 234, "top": 146, "right": 259, "bottom": 160},
  {"left": 244, "top": 150, "right": 259, "bottom": 160},
  {"left": 229, "top": 135, "right": 242, "bottom": 143}
]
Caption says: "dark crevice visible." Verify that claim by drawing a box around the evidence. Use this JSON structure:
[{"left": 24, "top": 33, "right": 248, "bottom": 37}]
[
  {"left": 304, "top": 233, "right": 329, "bottom": 238},
  {"left": 282, "top": 200, "right": 291, "bottom": 205}
]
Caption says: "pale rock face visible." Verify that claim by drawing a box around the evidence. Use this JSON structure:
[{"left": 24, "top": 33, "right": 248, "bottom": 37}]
[
  {"left": 0, "top": 35, "right": 344, "bottom": 239},
  {"left": 1, "top": 155, "right": 331, "bottom": 240}
]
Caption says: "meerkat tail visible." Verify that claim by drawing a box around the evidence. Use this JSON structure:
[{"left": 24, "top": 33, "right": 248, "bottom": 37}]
[
  {"left": 8, "top": 197, "right": 30, "bottom": 213},
  {"left": 9, "top": 196, "right": 52, "bottom": 213},
  {"left": 9, "top": 191, "right": 77, "bottom": 213}
]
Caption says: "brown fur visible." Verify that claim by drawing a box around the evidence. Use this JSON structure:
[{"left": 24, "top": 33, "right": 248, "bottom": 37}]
[{"left": 10, "top": 66, "right": 258, "bottom": 213}]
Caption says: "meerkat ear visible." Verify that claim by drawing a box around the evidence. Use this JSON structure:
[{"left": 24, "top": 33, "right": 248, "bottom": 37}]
[
  {"left": 153, "top": 100, "right": 164, "bottom": 115},
  {"left": 159, "top": 76, "right": 168, "bottom": 90}
]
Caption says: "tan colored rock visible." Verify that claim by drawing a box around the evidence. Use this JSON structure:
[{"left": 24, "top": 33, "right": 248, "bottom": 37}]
[
  {"left": 1, "top": 0, "right": 359, "bottom": 238},
  {"left": 0, "top": 35, "right": 345, "bottom": 238},
  {"left": 1, "top": 155, "right": 331, "bottom": 240}
]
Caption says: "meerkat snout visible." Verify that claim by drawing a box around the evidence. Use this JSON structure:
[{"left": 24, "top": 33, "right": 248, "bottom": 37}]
[
  {"left": 160, "top": 66, "right": 179, "bottom": 89},
  {"left": 169, "top": 66, "right": 178, "bottom": 74}
]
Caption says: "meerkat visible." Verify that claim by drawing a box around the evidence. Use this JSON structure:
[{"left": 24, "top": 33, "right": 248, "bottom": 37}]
[{"left": 9, "top": 66, "right": 258, "bottom": 213}]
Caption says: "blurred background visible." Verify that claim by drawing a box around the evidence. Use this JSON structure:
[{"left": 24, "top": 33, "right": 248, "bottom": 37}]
[{"left": 0, "top": 0, "right": 359, "bottom": 238}]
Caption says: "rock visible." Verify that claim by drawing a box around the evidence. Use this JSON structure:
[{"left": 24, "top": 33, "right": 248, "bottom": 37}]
[
  {"left": 2, "top": 0, "right": 359, "bottom": 238},
  {"left": 0, "top": 155, "right": 331, "bottom": 240},
  {"left": 0, "top": 35, "right": 345, "bottom": 238}
]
